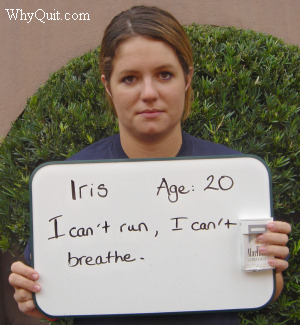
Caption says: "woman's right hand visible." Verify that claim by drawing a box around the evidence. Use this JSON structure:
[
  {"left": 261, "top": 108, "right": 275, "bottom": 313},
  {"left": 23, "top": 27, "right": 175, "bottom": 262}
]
[{"left": 8, "top": 261, "right": 45, "bottom": 319}]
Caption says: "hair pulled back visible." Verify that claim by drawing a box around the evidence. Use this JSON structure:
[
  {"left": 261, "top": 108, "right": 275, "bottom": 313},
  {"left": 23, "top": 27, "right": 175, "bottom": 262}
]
[{"left": 100, "top": 6, "right": 193, "bottom": 120}]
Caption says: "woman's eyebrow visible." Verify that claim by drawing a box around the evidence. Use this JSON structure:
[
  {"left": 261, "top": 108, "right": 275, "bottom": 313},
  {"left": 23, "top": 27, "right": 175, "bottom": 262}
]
[
  {"left": 119, "top": 64, "right": 175, "bottom": 74},
  {"left": 119, "top": 69, "right": 139, "bottom": 75},
  {"left": 154, "top": 64, "right": 176, "bottom": 71},
  {"left": 161, "top": 63, "right": 176, "bottom": 68}
]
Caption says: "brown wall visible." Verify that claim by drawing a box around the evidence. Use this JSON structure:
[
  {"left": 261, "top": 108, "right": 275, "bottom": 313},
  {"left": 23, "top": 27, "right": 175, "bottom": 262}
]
[{"left": 1, "top": 0, "right": 300, "bottom": 139}]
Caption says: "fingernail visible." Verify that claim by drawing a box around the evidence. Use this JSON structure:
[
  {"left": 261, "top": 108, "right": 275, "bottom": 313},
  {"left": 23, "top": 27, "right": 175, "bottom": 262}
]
[
  {"left": 256, "top": 235, "right": 264, "bottom": 243},
  {"left": 259, "top": 246, "right": 266, "bottom": 254},
  {"left": 32, "top": 273, "right": 38, "bottom": 280},
  {"left": 33, "top": 284, "right": 40, "bottom": 292},
  {"left": 268, "top": 259, "right": 275, "bottom": 266},
  {"left": 268, "top": 222, "right": 275, "bottom": 231}
]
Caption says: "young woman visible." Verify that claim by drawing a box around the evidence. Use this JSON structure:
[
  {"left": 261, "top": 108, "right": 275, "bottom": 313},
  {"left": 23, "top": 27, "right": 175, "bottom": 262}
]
[{"left": 9, "top": 6, "right": 291, "bottom": 325}]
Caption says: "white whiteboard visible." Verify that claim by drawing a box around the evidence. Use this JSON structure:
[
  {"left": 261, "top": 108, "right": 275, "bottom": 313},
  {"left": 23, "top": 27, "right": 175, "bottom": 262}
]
[{"left": 30, "top": 155, "right": 275, "bottom": 318}]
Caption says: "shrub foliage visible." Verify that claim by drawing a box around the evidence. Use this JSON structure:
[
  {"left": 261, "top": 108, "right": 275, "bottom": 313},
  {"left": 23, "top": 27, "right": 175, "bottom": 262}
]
[{"left": 0, "top": 25, "right": 299, "bottom": 324}]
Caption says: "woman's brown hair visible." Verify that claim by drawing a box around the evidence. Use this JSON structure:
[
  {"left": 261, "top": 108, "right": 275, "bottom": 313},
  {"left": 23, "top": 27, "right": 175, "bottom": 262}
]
[{"left": 100, "top": 6, "right": 193, "bottom": 120}]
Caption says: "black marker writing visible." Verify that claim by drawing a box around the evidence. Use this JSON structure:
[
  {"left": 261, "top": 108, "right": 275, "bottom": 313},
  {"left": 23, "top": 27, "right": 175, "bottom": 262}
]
[
  {"left": 69, "top": 226, "right": 93, "bottom": 238},
  {"left": 71, "top": 180, "right": 108, "bottom": 200},
  {"left": 97, "top": 221, "right": 110, "bottom": 233},
  {"left": 191, "top": 221, "right": 216, "bottom": 231},
  {"left": 48, "top": 215, "right": 65, "bottom": 240},
  {"left": 157, "top": 178, "right": 190, "bottom": 203},
  {"left": 68, "top": 250, "right": 136, "bottom": 267},
  {"left": 225, "top": 219, "right": 237, "bottom": 229},
  {"left": 170, "top": 217, "right": 237, "bottom": 231},
  {"left": 120, "top": 222, "right": 148, "bottom": 233},
  {"left": 170, "top": 217, "right": 188, "bottom": 230},
  {"left": 157, "top": 175, "right": 234, "bottom": 203},
  {"left": 204, "top": 175, "right": 234, "bottom": 191}
]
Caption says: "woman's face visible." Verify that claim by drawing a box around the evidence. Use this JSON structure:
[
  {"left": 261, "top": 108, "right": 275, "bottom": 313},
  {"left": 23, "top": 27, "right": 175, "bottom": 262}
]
[{"left": 102, "top": 36, "right": 192, "bottom": 142}]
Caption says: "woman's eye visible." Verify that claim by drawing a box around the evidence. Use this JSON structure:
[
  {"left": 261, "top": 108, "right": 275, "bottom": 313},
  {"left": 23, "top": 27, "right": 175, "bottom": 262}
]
[
  {"left": 122, "top": 76, "right": 136, "bottom": 84},
  {"left": 159, "top": 71, "right": 173, "bottom": 80}
]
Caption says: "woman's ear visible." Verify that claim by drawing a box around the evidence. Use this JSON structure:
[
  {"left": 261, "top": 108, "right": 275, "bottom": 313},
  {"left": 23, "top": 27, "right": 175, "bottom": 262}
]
[
  {"left": 185, "top": 67, "right": 194, "bottom": 92},
  {"left": 101, "top": 75, "right": 112, "bottom": 98}
]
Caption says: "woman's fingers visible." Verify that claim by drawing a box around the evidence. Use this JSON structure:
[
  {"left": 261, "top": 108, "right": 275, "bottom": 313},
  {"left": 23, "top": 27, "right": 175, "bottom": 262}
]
[
  {"left": 259, "top": 244, "right": 289, "bottom": 260},
  {"left": 256, "top": 221, "right": 291, "bottom": 274},
  {"left": 9, "top": 261, "right": 46, "bottom": 319},
  {"left": 257, "top": 232, "right": 289, "bottom": 246},
  {"left": 9, "top": 272, "right": 40, "bottom": 293},
  {"left": 9, "top": 261, "right": 40, "bottom": 293},
  {"left": 268, "top": 258, "right": 289, "bottom": 273},
  {"left": 14, "top": 287, "right": 33, "bottom": 303},
  {"left": 17, "top": 299, "right": 45, "bottom": 319},
  {"left": 257, "top": 221, "right": 291, "bottom": 247},
  {"left": 11, "top": 261, "right": 39, "bottom": 281},
  {"left": 267, "top": 221, "right": 291, "bottom": 235}
]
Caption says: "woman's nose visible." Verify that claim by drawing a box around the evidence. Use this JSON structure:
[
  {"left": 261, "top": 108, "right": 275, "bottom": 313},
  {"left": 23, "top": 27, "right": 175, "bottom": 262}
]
[{"left": 140, "top": 78, "right": 158, "bottom": 102}]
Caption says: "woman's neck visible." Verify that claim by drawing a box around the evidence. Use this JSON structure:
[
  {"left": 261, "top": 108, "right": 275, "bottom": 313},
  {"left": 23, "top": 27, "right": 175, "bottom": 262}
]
[{"left": 119, "top": 127, "right": 183, "bottom": 159}]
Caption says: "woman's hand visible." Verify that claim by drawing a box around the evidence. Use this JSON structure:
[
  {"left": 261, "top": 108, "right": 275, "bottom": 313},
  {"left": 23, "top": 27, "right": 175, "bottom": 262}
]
[
  {"left": 257, "top": 221, "right": 291, "bottom": 272},
  {"left": 8, "top": 261, "right": 46, "bottom": 319},
  {"left": 257, "top": 221, "right": 291, "bottom": 300}
]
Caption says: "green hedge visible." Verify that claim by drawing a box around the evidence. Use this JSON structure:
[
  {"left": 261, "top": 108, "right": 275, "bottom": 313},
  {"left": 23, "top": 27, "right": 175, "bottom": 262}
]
[{"left": 0, "top": 25, "right": 299, "bottom": 324}]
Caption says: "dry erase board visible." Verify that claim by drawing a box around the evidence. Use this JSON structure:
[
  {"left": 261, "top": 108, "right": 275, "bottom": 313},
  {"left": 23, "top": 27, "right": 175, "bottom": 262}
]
[{"left": 30, "top": 155, "right": 275, "bottom": 318}]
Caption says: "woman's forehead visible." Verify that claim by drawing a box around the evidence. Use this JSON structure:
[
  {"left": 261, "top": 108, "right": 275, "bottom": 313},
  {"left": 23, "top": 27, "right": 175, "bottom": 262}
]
[{"left": 112, "top": 36, "right": 180, "bottom": 70}]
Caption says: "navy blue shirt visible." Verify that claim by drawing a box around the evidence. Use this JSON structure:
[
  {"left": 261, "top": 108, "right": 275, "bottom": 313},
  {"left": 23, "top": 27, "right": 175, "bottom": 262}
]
[
  {"left": 26, "top": 132, "right": 240, "bottom": 325},
  {"left": 67, "top": 132, "right": 238, "bottom": 161}
]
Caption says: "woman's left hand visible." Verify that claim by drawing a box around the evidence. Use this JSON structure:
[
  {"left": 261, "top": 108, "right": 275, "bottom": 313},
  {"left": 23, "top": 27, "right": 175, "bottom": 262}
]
[{"left": 257, "top": 221, "right": 291, "bottom": 273}]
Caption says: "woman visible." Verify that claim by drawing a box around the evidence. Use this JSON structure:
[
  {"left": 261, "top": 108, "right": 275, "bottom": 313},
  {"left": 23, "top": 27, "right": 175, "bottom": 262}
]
[{"left": 9, "top": 6, "right": 291, "bottom": 325}]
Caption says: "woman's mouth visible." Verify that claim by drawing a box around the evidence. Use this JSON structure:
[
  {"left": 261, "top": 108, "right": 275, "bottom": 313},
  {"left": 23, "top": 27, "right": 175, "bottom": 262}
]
[{"left": 138, "top": 109, "right": 164, "bottom": 118}]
